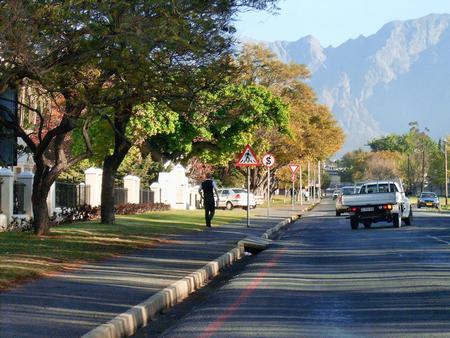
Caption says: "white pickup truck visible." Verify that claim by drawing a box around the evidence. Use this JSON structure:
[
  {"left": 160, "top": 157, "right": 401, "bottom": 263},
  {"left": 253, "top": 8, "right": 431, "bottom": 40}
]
[{"left": 341, "top": 181, "right": 412, "bottom": 230}]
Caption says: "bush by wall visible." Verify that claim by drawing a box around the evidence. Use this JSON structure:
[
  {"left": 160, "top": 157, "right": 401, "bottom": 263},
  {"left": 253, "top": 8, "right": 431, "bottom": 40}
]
[{"left": 115, "top": 202, "right": 170, "bottom": 215}]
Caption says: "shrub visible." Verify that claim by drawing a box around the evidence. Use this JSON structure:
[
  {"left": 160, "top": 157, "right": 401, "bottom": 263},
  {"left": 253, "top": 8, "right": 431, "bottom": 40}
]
[
  {"left": 115, "top": 202, "right": 170, "bottom": 215},
  {"left": 49, "top": 205, "right": 100, "bottom": 226}
]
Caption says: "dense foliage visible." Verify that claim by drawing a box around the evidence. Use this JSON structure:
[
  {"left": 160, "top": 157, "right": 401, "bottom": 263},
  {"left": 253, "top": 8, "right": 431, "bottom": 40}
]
[
  {"left": 340, "top": 122, "right": 448, "bottom": 194},
  {"left": 0, "top": 0, "right": 279, "bottom": 233}
]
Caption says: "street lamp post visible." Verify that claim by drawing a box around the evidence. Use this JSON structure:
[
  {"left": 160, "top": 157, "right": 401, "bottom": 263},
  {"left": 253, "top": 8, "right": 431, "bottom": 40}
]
[{"left": 444, "top": 139, "right": 448, "bottom": 206}]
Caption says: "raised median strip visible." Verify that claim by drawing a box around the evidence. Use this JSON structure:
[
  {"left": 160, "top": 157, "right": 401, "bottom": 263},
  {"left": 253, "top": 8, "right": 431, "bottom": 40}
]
[{"left": 81, "top": 207, "right": 314, "bottom": 338}]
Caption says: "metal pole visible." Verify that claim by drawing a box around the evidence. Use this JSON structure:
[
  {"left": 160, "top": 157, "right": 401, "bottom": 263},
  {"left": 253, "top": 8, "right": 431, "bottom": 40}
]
[
  {"left": 318, "top": 160, "right": 321, "bottom": 199},
  {"left": 445, "top": 140, "right": 448, "bottom": 206},
  {"left": 313, "top": 165, "right": 316, "bottom": 203},
  {"left": 307, "top": 160, "right": 311, "bottom": 202},
  {"left": 421, "top": 148, "right": 425, "bottom": 193},
  {"left": 299, "top": 164, "right": 303, "bottom": 206},
  {"left": 291, "top": 175, "right": 295, "bottom": 210},
  {"left": 267, "top": 167, "right": 270, "bottom": 219},
  {"left": 247, "top": 166, "right": 250, "bottom": 227}
]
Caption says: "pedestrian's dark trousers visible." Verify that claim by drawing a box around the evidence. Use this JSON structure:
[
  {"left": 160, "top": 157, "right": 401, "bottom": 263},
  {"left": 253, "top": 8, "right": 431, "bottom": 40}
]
[{"left": 204, "top": 199, "right": 215, "bottom": 226}]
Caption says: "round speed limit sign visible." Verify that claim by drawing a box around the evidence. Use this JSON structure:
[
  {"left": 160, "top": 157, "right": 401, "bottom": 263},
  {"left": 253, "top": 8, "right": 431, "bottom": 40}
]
[{"left": 262, "top": 153, "right": 275, "bottom": 168}]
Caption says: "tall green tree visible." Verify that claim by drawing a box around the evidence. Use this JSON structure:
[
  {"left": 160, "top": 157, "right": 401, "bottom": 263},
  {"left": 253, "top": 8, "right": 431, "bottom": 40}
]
[
  {"left": 345, "top": 123, "right": 443, "bottom": 194},
  {"left": 0, "top": 0, "right": 279, "bottom": 232},
  {"left": 0, "top": 1, "right": 106, "bottom": 235},
  {"left": 338, "top": 150, "right": 369, "bottom": 183},
  {"left": 234, "top": 44, "right": 345, "bottom": 193},
  {"left": 91, "top": 1, "right": 279, "bottom": 224}
]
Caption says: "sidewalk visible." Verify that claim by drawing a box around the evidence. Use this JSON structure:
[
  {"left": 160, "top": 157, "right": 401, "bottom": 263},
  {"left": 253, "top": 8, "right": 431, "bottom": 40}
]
[{"left": 0, "top": 204, "right": 312, "bottom": 338}]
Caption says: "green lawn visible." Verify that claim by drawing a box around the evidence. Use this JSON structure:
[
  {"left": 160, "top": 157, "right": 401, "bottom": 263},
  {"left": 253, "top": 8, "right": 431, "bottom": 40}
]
[
  {"left": 259, "top": 195, "right": 296, "bottom": 207},
  {"left": 0, "top": 209, "right": 246, "bottom": 292}
]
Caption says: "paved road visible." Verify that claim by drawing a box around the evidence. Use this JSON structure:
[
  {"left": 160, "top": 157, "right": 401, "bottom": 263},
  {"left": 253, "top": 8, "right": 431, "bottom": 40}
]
[
  {"left": 159, "top": 199, "right": 450, "bottom": 337},
  {"left": 0, "top": 206, "right": 304, "bottom": 338}
]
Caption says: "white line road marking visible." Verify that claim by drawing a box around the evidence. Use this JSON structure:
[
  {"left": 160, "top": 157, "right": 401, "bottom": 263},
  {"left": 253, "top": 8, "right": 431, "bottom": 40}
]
[{"left": 428, "top": 235, "right": 450, "bottom": 245}]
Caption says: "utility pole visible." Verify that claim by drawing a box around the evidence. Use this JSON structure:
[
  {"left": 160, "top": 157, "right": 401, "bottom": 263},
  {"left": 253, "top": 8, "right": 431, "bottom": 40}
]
[
  {"left": 421, "top": 148, "right": 425, "bottom": 193},
  {"left": 445, "top": 139, "right": 448, "bottom": 206}
]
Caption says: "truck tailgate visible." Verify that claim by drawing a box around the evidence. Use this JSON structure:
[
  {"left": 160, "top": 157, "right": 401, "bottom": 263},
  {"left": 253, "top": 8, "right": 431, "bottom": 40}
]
[{"left": 342, "top": 192, "right": 398, "bottom": 206}]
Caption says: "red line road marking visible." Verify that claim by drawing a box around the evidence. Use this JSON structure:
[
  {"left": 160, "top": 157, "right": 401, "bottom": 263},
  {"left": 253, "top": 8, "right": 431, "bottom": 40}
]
[{"left": 199, "top": 247, "right": 287, "bottom": 338}]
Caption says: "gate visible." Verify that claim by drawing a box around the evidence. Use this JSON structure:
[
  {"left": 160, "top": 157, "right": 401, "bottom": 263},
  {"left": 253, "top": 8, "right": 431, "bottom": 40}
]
[{"left": 55, "top": 182, "right": 90, "bottom": 208}]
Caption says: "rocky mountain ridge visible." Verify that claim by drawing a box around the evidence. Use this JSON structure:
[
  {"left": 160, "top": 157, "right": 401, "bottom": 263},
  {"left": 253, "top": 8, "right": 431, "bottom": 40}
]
[{"left": 263, "top": 14, "right": 450, "bottom": 154}]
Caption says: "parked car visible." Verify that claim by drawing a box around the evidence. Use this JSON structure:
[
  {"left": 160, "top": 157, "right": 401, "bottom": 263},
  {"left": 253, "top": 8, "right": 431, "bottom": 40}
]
[
  {"left": 217, "top": 188, "right": 256, "bottom": 210},
  {"left": 335, "top": 185, "right": 360, "bottom": 216},
  {"left": 342, "top": 180, "right": 412, "bottom": 230},
  {"left": 417, "top": 192, "right": 440, "bottom": 209}
]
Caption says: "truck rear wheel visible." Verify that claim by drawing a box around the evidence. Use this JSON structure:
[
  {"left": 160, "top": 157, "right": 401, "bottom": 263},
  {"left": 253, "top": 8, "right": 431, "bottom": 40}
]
[
  {"left": 393, "top": 213, "right": 402, "bottom": 228},
  {"left": 350, "top": 217, "right": 358, "bottom": 230}
]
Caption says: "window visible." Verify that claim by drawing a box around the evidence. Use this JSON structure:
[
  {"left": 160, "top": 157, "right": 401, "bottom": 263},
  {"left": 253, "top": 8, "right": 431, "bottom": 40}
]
[{"left": 360, "top": 183, "right": 398, "bottom": 194}]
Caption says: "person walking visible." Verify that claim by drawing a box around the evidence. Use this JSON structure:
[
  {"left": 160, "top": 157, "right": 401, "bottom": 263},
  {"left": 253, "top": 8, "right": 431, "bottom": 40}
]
[{"left": 199, "top": 173, "right": 219, "bottom": 227}]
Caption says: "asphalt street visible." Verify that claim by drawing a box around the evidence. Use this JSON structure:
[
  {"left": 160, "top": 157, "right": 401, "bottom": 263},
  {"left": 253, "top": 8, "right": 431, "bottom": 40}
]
[
  {"left": 0, "top": 206, "right": 303, "bottom": 338},
  {"left": 158, "top": 199, "right": 450, "bottom": 338}
]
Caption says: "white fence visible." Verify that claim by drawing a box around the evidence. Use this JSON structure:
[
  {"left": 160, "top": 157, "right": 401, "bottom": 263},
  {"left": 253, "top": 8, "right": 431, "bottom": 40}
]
[{"left": 0, "top": 165, "right": 202, "bottom": 230}]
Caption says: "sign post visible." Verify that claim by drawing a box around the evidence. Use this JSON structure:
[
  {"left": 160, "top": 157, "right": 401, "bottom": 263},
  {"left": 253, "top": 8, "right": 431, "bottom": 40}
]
[
  {"left": 288, "top": 164, "right": 299, "bottom": 210},
  {"left": 236, "top": 144, "right": 260, "bottom": 227},
  {"left": 313, "top": 164, "right": 316, "bottom": 203},
  {"left": 262, "top": 153, "right": 275, "bottom": 219},
  {"left": 299, "top": 164, "right": 303, "bottom": 206},
  {"left": 307, "top": 160, "right": 311, "bottom": 202}
]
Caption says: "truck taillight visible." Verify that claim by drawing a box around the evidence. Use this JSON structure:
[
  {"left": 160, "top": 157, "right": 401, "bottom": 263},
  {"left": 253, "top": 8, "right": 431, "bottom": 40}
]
[
  {"left": 383, "top": 204, "right": 393, "bottom": 210},
  {"left": 350, "top": 207, "right": 358, "bottom": 212}
]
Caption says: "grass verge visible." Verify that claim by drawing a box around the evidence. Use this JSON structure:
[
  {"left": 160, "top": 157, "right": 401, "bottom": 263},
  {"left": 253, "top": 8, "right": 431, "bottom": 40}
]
[
  {"left": 0, "top": 209, "right": 246, "bottom": 292},
  {"left": 259, "top": 195, "right": 300, "bottom": 207}
]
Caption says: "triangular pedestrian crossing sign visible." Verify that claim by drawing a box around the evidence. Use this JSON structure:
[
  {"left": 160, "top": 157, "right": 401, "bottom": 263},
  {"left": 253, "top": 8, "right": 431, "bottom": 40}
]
[{"left": 236, "top": 144, "right": 260, "bottom": 167}]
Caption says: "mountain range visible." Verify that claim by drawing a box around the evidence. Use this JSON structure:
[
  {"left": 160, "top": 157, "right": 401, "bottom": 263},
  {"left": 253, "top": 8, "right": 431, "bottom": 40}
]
[{"left": 262, "top": 14, "right": 450, "bottom": 155}]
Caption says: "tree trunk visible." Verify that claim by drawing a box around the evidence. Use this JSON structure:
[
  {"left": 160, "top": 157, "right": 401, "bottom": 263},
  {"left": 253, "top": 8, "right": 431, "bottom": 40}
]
[
  {"left": 100, "top": 155, "right": 123, "bottom": 224},
  {"left": 32, "top": 163, "right": 52, "bottom": 236},
  {"left": 100, "top": 111, "right": 132, "bottom": 224},
  {"left": 32, "top": 190, "right": 50, "bottom": 236}
]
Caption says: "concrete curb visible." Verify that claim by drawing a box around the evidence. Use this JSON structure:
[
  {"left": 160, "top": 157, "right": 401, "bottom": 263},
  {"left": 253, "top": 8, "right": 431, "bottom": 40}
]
[
  {"left": 82, "top": 246, "right": 244, "bottom": 338},
  {"left": 81, "top": 207, "right": 314, "bottom": 338},
  {"left": 262, "top": 214, "right": 299, "bottom": 240}
]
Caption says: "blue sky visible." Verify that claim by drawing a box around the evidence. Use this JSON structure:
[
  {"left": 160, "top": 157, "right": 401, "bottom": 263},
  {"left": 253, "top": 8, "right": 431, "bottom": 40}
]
[{"left": 235, "top": 0, "right": 450, "bottom": 47}]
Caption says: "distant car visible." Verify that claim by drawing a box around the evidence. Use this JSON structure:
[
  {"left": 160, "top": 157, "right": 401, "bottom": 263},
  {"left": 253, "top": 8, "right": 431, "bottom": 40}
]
[
  {"left": 335, "top": 186, "right": 360, "bottom": 216},
  {"left": 217, "top": 188, "right": 256, "bottom": 210},
  {"left": 417, "top": 192, "right": 440, "bottom": 209},
  {"left": 332, "top": 189, "right": 340, "bottom": 200},
  {"left": 325, "top": 188, "right": 335, "bottom": 197}
]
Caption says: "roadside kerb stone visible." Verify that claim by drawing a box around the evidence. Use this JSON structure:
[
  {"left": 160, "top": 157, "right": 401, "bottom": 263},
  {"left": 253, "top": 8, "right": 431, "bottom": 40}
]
[
  {"left": 262, "top": 215, "right": 299, "bottom": 240},
  {"left": 82, "top": 246, "right": 244, "bottom": 338},
  {"left": 81, "top": 213, "right": 301, "bottom": 338}
]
